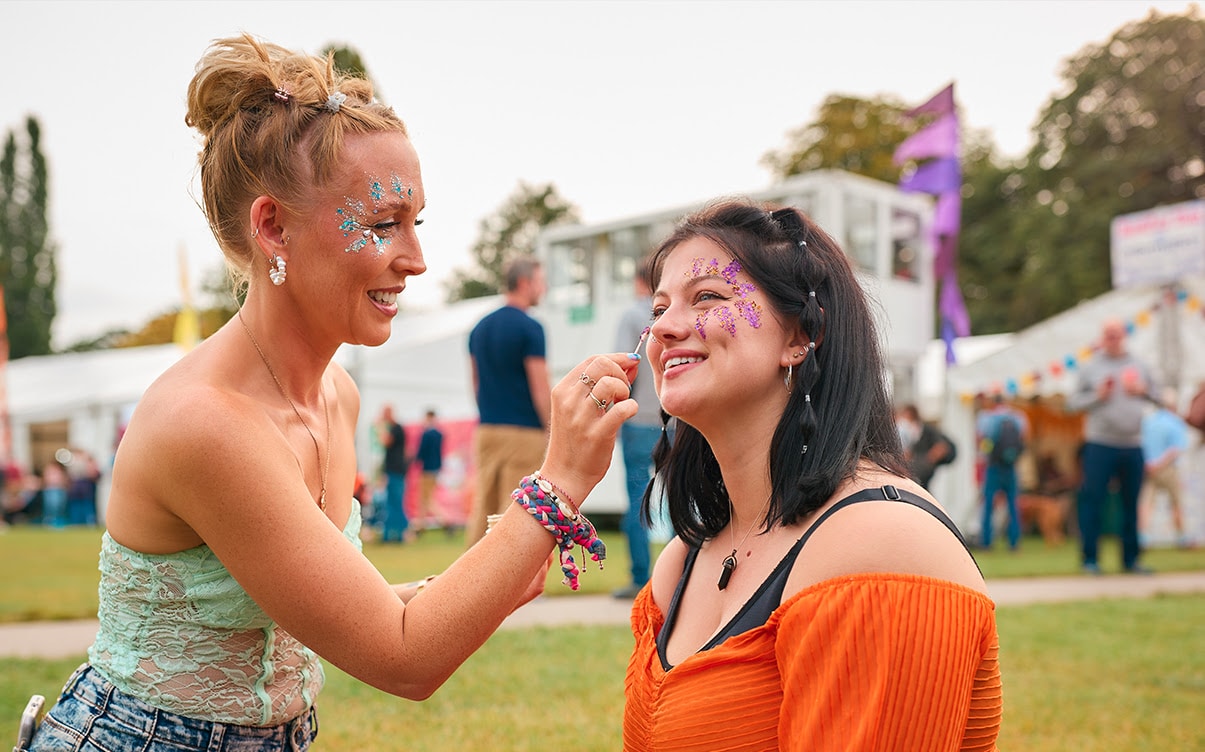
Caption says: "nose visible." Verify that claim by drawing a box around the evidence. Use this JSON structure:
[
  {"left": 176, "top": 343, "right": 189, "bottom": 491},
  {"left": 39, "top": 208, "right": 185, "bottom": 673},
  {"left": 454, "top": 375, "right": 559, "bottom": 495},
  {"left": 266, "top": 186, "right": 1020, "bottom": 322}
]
[
  {"left": 649, "top": 304, "right": 689, "bottom": 347},
  {"left": 393, "top": 232, "right": 426, "bottom": 277}
]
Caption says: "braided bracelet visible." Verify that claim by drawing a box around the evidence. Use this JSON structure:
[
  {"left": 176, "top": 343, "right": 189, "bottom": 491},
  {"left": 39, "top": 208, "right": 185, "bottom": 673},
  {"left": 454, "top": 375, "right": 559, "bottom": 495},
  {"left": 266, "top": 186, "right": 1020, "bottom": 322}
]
[{"left": 512, "top": 474, "right": 605, "bottom": 590}]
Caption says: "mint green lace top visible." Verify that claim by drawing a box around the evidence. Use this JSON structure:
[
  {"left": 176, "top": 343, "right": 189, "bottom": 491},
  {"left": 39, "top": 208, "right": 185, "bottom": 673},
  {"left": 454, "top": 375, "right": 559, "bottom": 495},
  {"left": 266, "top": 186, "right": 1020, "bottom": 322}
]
[{"left": 88, "top": 501, "right": 362, "bottom": 726}]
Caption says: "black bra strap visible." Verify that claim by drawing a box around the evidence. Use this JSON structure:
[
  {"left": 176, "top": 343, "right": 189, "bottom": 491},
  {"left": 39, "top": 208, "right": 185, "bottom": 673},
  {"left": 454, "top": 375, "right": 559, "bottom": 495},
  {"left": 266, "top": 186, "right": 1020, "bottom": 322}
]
[{"left": 656, "top": 485, "right": 981, "bottom": 670}]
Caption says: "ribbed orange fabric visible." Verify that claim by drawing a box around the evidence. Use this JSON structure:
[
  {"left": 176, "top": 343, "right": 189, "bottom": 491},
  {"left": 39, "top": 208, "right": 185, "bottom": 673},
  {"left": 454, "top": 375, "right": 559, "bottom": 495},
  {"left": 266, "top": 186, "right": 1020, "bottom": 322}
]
[{"left": 624, "top": 573, "right": 1001, "bottom": 751}]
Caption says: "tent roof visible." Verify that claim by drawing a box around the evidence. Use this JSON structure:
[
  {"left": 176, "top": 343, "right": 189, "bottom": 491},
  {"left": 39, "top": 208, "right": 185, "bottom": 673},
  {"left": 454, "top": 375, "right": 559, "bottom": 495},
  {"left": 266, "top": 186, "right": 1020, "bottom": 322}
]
[
  {"left": 947, "top": 274, "right": 1205, "bottom": 401},
  {"left": 6, "top": 344, "right": 183, "bottom": 422}
]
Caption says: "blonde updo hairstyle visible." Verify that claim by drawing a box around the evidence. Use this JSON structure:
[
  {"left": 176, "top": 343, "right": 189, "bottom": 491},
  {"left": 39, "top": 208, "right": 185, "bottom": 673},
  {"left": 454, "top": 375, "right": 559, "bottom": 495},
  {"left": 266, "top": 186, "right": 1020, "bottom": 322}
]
[{"left": 185, "top": 33, "right": 407, "bottom": 287}]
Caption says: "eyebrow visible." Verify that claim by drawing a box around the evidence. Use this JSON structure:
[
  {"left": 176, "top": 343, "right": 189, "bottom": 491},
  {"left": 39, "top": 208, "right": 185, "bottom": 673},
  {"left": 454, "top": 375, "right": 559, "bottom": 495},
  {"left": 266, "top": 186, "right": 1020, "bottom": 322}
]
[{"left": 654, "top": 274, "right": 731, "bottom": 298}]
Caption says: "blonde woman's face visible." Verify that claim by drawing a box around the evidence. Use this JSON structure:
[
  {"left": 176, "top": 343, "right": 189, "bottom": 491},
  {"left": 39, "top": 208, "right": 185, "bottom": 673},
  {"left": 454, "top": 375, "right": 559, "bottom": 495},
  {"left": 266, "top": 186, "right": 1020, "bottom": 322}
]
[{"left": 291, "top": 131, "right": 426, "bottom": 348}]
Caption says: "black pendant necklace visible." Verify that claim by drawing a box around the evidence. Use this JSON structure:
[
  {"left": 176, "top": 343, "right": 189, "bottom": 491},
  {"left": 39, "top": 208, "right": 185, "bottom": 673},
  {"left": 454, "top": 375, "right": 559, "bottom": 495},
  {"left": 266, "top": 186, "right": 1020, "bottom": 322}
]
[
  {"left": 717, "top": 498, "right": 769, "bottom": 591},
  {"left": 718, "top": 552, "right": 738, "bottom": 590}
]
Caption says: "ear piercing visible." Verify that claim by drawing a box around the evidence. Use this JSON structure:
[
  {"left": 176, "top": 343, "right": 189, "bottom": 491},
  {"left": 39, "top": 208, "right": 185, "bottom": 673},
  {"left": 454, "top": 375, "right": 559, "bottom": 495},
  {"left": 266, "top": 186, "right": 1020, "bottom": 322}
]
[{"left": 269, "top": 254, "right": 287, "bottom": 286}]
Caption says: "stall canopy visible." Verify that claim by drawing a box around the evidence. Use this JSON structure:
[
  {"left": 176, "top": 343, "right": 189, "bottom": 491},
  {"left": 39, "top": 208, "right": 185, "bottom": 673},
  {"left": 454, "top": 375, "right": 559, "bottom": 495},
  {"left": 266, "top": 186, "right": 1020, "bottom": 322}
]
[{"left": 930, "top": 274, "right": 1205, "bottom": 534}]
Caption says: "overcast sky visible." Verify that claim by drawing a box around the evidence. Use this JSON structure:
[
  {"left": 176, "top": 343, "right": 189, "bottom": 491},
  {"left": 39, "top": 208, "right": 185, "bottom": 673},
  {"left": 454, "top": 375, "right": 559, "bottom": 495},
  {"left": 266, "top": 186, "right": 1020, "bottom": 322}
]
[{"left": 0, "top": 0, "right": 1195, "bottom": 348}]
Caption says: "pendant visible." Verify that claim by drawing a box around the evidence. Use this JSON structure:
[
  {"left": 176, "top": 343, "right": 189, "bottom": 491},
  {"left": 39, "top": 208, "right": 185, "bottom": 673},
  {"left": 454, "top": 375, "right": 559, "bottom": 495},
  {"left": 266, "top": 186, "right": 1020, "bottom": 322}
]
[{"left": 717, "top": 551, "right": 737, "bottom": 590}]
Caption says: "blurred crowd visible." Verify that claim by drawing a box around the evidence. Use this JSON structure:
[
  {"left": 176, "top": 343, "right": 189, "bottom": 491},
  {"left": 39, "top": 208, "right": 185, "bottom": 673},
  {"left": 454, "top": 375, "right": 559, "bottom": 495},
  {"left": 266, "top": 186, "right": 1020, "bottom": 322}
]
[{"left": 0, "top": 449, "right": 103, "bottom": 529}]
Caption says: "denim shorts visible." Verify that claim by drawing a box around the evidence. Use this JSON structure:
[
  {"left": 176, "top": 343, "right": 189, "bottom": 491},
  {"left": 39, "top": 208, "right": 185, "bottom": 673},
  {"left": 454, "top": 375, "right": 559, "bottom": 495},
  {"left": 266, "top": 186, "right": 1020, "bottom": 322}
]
[{"left": 25, "top": 664, "right": 318, "bottom": 751}]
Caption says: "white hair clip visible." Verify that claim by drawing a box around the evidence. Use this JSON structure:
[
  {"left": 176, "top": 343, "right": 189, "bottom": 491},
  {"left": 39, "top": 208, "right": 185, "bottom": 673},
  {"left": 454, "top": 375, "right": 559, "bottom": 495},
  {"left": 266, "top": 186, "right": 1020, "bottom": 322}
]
[{"left": 325, "top": 91, "right": 347, "bottom": 113}]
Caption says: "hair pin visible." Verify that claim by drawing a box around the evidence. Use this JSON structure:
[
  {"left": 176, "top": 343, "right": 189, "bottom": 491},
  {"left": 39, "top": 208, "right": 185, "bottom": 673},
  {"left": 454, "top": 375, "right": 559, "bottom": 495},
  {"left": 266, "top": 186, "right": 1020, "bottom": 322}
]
[
  {"left": 325, "top": 91, "right": 347, "bottom": 113},
  {"left": 274, "top": 86, "right": 291, "bottom": 103}
]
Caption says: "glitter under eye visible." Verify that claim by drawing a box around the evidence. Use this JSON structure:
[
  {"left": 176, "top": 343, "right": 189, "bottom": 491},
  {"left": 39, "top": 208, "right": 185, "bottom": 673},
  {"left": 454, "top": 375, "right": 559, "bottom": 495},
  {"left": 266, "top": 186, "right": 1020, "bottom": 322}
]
[{"left": 735, "top": 299, "right": 763, "bottom": 329}]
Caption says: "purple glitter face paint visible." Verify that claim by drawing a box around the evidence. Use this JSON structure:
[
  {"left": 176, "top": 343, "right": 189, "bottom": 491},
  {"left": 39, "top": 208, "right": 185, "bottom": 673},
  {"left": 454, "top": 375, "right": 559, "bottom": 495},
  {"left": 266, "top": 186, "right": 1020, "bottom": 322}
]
[
  {"left": 335, "top": 171, "right": 415, "bottom": 256},
  {"left": 686, "top": 257, "right": 763, "bottom": 339}
]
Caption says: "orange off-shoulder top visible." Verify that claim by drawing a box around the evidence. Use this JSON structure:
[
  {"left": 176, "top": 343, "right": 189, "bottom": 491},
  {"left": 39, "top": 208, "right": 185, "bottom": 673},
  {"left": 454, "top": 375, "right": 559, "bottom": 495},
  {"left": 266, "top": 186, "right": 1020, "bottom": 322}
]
[{"left": 623, "top": 573, "right": 1002, "bottom": 751}]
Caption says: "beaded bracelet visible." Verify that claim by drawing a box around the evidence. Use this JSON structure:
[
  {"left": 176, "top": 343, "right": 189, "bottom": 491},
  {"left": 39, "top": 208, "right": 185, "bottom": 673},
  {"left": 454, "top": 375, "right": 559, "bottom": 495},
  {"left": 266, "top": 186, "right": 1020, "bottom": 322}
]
[
  {"left": 512, "top": 474, "right": 605, "bottom": 590},
  {"left": 531, "top": 470, "right": 578, "bottom": 515}
]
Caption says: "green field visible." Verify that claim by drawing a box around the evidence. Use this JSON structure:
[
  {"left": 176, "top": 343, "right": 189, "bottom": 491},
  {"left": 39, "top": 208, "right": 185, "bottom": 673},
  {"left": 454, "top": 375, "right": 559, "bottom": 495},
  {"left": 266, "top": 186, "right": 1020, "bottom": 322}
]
[{"left": 2, "top": 526, "right": 1204, "bottom": 750}]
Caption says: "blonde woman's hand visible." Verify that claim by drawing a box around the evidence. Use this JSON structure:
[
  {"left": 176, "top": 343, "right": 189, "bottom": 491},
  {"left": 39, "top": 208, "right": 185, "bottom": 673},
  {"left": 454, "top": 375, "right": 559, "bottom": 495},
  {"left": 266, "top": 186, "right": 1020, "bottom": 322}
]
[{"left": 539, "top": 353, "right": 642, "bottom": 506}]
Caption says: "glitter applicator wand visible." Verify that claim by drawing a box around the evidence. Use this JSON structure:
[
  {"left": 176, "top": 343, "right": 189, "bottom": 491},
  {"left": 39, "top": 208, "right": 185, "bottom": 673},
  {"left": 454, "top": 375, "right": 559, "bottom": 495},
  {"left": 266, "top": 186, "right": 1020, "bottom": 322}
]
[{"left": 631, "top": 326, "right": 650, "bottom": 358}]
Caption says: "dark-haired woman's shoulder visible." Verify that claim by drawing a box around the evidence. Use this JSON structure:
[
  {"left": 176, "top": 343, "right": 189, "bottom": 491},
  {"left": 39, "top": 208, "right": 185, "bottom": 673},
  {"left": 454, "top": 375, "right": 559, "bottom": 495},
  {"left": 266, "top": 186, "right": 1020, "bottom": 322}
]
[
  {"left": 649, "top": 536, "right": 690, "bottom": 619},
  {"left": 787, "top": 467, "right": 988, "bottom": 598}
]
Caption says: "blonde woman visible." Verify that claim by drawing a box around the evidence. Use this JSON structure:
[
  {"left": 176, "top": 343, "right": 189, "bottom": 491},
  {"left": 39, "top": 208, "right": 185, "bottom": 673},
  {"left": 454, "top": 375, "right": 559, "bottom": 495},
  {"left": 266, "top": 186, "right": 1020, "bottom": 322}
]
[{"left": 26, "top": 34, "right": 633, "bottom": 750}]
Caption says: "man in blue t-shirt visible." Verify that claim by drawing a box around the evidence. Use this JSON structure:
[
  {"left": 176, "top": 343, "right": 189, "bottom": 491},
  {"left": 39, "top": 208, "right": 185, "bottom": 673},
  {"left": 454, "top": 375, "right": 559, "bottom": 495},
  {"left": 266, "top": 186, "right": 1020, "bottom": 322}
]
[
  {"left": 466, "top": 258, "right": 550, "bottom": 546},
  {"left": 414, "top": 409, "right": 445, "bottom": 530}
]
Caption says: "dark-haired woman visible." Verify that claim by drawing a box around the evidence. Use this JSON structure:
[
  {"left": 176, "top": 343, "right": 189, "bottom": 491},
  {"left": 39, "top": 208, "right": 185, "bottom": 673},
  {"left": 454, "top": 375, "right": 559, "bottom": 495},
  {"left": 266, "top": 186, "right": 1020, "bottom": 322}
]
[{"left": 622, "top": 201, "right": 1002, "bottom": 751}]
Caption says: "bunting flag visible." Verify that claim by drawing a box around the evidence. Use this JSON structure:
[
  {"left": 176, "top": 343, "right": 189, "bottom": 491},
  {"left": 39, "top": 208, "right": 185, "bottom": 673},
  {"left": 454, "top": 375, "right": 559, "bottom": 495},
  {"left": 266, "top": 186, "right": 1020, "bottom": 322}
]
[
  {"left": 954, "top": 290, "right": 1205, "bottom": 401},
  {"left": 894, "top": 82, "right": 968, "bottom": 365}
]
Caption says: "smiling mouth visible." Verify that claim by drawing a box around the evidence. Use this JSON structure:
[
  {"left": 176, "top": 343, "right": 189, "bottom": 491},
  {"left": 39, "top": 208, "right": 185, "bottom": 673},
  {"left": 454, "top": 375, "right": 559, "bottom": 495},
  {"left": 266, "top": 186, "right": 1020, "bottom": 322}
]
[
  {"left": 664, "top": 356, "right": 705, "bottom": 371},
  {"left": 368, "top": 290, "right": 398, "bottom": 306}
]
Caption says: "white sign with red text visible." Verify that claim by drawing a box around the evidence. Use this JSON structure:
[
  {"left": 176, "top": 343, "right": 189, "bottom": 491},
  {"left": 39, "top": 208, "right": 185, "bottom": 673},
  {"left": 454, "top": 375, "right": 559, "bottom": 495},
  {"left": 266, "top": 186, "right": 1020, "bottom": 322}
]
[{"left": 1110, "top": 199, "right": 1205, "bottom": 289}]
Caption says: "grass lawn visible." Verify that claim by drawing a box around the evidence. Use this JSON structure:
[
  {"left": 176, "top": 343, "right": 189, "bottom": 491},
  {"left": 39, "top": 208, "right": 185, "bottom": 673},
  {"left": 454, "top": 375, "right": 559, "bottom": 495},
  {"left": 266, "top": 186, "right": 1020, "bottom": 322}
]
[
  {"left": 1, "top": 595, "right": 1202, "bottom": 750},
  {"left": 3, "top": 524, "right": 1205, "bottom": 623},
  {"left": 2, "top": 525, "right": 1204, "bottom": 749}
]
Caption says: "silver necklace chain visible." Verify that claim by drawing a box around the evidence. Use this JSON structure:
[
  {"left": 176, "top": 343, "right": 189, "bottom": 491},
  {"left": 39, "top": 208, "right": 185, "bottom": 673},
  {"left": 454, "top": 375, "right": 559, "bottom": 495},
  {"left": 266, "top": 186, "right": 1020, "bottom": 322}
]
[{"left": 238, "top": 310, "right": 330, "bottom": 511}]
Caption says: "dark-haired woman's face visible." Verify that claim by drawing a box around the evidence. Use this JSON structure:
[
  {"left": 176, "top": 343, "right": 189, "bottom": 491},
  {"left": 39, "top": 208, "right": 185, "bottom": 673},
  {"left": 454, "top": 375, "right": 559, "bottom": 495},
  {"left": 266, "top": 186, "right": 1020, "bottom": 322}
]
[
  {"left": 289, "top": 131, "right": 426, "bottom": 348},
  {"left": 648, "top": 238, "right": 802, "bottom": 431}
]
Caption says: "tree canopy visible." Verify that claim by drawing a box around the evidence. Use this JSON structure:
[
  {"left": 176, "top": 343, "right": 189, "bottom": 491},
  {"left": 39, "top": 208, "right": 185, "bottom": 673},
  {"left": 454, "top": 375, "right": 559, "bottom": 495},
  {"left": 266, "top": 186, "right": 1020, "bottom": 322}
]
[
  {"left": 1000, "top": 7, "right": 1205, "bottom": 328},
  {"left": 0, "top": 116, "right": 56, "bottom": 359},
  {"left": 762, "top": 94, "right": 913, "bottom": 184},
  {"left": 761, "top": 8, "right": 1204, "bottom": 335},
  {"left": 446, "top": 181, "right": 580, "bottom": 301}
]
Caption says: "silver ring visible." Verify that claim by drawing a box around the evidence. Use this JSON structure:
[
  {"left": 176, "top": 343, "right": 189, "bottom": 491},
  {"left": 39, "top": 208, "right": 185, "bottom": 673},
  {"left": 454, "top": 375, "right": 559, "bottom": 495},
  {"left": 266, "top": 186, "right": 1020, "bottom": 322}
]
[
  {"left": 588, "top": 392, "right": 610, "bottom": 413},
  {"left": 579, "top": 372, "right": 597, "bottom": 389}
]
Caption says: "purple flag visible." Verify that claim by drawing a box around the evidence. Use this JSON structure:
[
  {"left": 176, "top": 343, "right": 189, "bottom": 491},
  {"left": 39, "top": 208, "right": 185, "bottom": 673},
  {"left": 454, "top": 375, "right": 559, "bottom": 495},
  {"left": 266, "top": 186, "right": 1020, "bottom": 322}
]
[
  {"left": 933, "top": 191, "right": 961, "bottom": 238},
  {"left": 941, "top": 317, "right": 958, "bottom": 365},
  {"left": 893, "top": 112, "right": 959, "bottom": 165},
  {"left": 905, "top": 83, "right": 955, "bottom": 118},
  {"left": 933, "top": 233, "right": 958, "bottom": 280},
  {"left": 939, "top": 270, "right": 971, "bottom": 338},
  {"left": 899, "top": 157, "right": 961, "bottom": 194}
]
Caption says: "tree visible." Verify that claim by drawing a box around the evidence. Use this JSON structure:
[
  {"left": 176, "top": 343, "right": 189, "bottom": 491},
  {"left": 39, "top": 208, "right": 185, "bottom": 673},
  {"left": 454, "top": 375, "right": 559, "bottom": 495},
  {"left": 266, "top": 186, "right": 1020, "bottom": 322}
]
[
  {"left": 1001, "top": 8, "right": 1205, "bottom": 329},
  {"left": 761, "top": 94, "right": 914, "bottom": 183},
  {"left": 446, "top": 182, "right": 580, "bottom": 302},
  {"left": 323, "top": 45, "right": 370, "bottom": 81},
  {"left": 0, "top": 116, "right": 56, "bottom": 359}
]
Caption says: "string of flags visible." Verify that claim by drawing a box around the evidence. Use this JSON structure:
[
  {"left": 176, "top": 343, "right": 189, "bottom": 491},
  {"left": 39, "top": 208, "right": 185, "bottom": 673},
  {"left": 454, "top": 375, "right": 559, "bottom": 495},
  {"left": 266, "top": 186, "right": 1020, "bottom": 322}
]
[{"left": 957, "top": 288, "right": 1201, "bottom": 403}]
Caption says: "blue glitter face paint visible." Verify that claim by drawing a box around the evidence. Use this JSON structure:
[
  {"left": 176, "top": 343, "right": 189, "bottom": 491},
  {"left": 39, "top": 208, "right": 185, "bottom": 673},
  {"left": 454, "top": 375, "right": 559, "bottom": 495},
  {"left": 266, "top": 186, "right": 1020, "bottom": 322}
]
[
  {"left": 335, "top": 171, "right": 415, "bottom": 256},
  {"left": 686, "top": 256, "right": 764, "bottom": 340}
]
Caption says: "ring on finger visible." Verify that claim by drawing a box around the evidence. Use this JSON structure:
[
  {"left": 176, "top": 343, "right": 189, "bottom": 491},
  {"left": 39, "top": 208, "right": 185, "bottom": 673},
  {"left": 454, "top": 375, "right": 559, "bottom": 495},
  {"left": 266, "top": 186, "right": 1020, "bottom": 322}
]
[
  {"left": 579, "top": 372, "right": 597, "bottom": 389},
  {"left": 588, "top": 392, "right": 611, "bottom": 413}
]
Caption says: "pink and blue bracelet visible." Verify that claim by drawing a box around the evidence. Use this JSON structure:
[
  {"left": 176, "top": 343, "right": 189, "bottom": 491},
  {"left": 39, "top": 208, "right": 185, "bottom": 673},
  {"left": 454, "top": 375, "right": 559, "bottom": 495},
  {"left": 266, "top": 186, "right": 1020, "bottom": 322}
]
[{"left": 512, "top": 473, "right": 605, "bottom": 590}]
